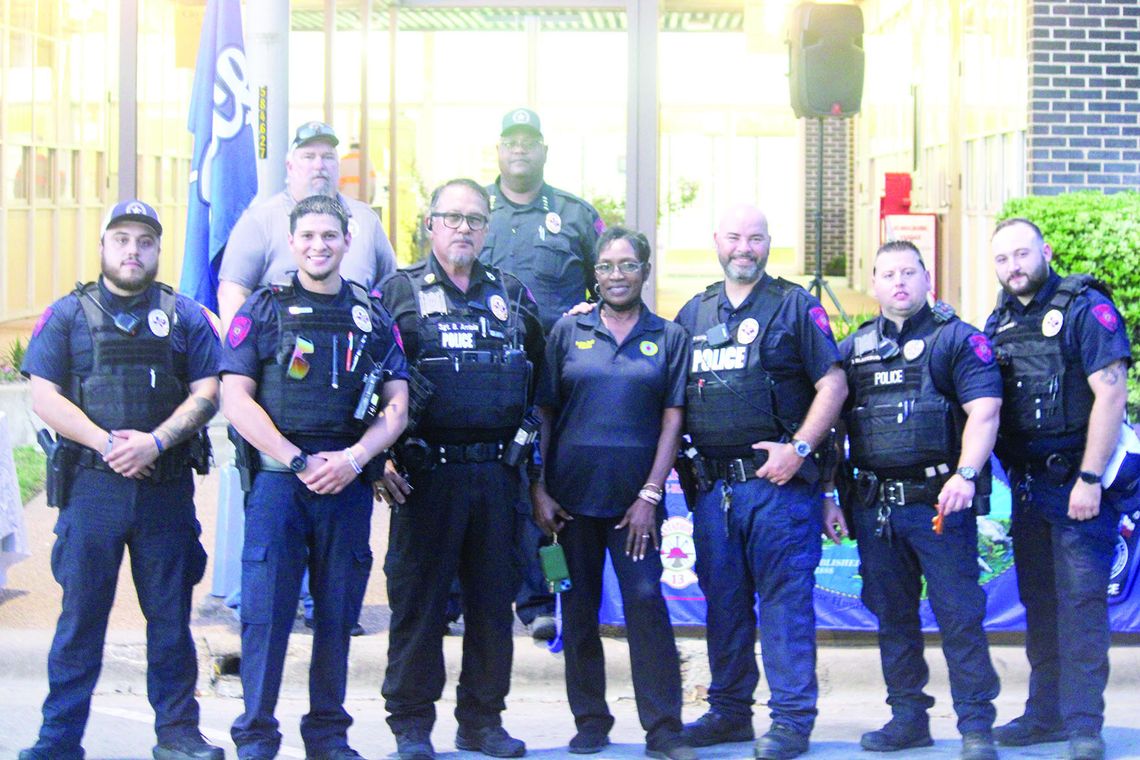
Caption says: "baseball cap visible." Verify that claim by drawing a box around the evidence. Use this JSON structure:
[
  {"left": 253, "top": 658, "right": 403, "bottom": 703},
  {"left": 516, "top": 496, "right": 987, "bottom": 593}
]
[
  {"left": 292, "top": 121, "right": 339, "bottom": 150},
  {"left": 101, "top": 200, "right": 163, "bottom": 237},
  {"left": 500, "top": 108, "right": 542, "bottom": 137}
]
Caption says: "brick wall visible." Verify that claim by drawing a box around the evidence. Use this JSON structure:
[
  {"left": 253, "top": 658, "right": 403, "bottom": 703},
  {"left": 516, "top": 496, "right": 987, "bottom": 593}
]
[
  {"left": 803, "top": 118, "right": 854, "bottom": 277},
  {"left": 1028, "top": 0, "right": 1140, "bottom": 194}
]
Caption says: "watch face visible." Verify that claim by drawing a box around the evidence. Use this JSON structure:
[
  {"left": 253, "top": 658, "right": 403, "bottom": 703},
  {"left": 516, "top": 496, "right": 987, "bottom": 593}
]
[
  {"left": 793, "top": 440, "right": 812, "bottom": 457},
  {"left": 290, "top": 454, "right": 307, "bottom": 473},
  {"left": 957, "top": 467, "right": 977, "bottom": 481}
]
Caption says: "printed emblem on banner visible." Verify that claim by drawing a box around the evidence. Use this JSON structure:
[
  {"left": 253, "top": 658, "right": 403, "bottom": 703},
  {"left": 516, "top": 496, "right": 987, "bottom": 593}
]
[
  {"left": 32, "top": 307, "right": 53, "bottom": 338},
  {"left": 489, "top": 294, "right": 509, "bottom": 322},
  {"left": 969, "top": 334, "right": 994, "bottom": 364},
  {"left": 575, "top": 338, "right": 595, "bottom": 350},
  {"left": 352, "top": 304, "right": 373, "bottom": 333},
  {"left": 1092, "top": 303, "right": 1120, "bottom": 332},
  {"left": 348, "top": 218, "right": 359, "bottom": 237},
  {"left": 1042, "top": 309, "right": 1064, "bottom": 338},
  {"left": 148, "top": 309, "right": 170, "bottom": 337},
  {"left": 546, "top": 212, "right": 562, "bottom": 235},
  {"left": 640, "top": 340, "right": 659, "bottom": 357},
  {"left": 660, "top": 516, "right": 699, "bottom": 590},
  {"left": 737, "top": 317, "right": 760, "bottom": 345},
  {"left": 809, "top": 306, "right": 833, "bottom": 338},
  {"left": 903, "top": 339, "right": 925, "bottom": 361},
  {"left": 228, "top": 315, "right": 252, "bottom": 348}
]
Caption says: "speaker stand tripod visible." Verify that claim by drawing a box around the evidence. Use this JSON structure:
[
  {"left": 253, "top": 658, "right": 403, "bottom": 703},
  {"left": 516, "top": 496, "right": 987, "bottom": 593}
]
[{"left": 805, "top": 116, "right": 850, "bottom": 324}]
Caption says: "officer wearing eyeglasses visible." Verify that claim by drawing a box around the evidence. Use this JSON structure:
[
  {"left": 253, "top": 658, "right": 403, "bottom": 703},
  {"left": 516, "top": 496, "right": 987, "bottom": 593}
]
[
  {"left": 220, "top": 195, "right": 409, "bottom": 760},
  {"left": 20, "top": 200, "right": 223, "bottom": 760},
  {"left": 674, "top": 204, "right": 847, "bottom": 760},
  {"left": 833, "top": 240, "right": 1002, "bottom": 760},
  {"left": 378, "top": 178, "right": 544, "bottom": 760},
  {"left": 479, "top": 107, "right": 606, "bottom": 642}
]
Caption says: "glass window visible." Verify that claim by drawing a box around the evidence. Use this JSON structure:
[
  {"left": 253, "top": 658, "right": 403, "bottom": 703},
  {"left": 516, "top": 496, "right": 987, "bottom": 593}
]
[
  {"left": 35, "top": 148, "right": 56, "bottom": 200},
  {"left": 6, "top": 145, "right": 33, "bottom": 202}
]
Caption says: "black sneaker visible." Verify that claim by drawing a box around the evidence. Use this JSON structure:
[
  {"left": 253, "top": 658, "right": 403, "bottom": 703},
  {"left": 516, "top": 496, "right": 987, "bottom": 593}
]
[
  {"left": 960, "top": 731, "right": 997, "bottom": 760},
  {"left": 305, "top": 747, "right": 367, "bottom": 760},
  {"left": 754, "top": 724, "right": 810, "bottom": 760},
  {"left": 530, "top": 615, "right": 557, "bottom": 642},
  {"left": 1069, "top": 733, "right": 1106, "bottom": 760},
  {"left": 455, "top": 726, "right": 526, "bottom": 758},
  {"left": 568, "top": 731, "right": 610, "bottom": 754},
  {"left": 682, "top": 710, "right": 754, "bottom": 747},
  {"left": 993, "top": 716, "right": 1066, "bottom": 747},
  {"left": 395, "top": 728, "right": 435, "bottom": 760},
  {"left": 153, "top": 733, "right": 225, "bottom": 760},
  {"left": 859, "top": 717, "right": 933, "bottom": 752},
  {"left": 645, "top": 740, "right": 698, "bottom": 760}
]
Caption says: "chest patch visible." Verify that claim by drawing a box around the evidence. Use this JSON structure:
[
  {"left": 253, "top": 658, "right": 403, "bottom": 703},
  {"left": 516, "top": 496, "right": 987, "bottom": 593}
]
[
  {"left": 640, "top": 340, "right": 659, "bottom": 357},
  {"left": 692, "top": 345, "right": 746, "bottom": 373},
  {"left": 148, "top": 309, "right": 170, "bottom": 338},
  {"left": 873, "top": 369, "right": 905, "bottom": 386},
  {"left": 1042, "top": 308, "right": 1064, "bottom": 338}
]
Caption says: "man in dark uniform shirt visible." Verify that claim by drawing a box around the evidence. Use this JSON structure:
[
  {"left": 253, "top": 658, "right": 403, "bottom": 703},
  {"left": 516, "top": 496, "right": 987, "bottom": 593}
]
[
  {"left": 834, "top": 240, "right": 1001, "bottom": 760},
  {"left": 479, "top": 107, "right": 605, "bottom": 640},
  {"left": 221, "top": 195, "right": 409, "bottom": 760},
  {"left": 19, "top": 200, "right": 223, "bottom": 760},
  {"left": 674, "top": 204, "right": 847, "bottom": 760},
  {"left": 985, "top": 218, "right": 1130, "bottom": 760},
  {"left": 378, "top": 178, "right": 545, "bottom": 760}
]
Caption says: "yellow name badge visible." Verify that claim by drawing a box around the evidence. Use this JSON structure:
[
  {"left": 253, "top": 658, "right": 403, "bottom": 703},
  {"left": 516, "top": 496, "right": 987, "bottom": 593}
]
[
  {"left": 575, "top": 338, "right": 595, "bottom": 350},
  {"left": 640, "top": 340, "right": 659, "bottom": 356}
]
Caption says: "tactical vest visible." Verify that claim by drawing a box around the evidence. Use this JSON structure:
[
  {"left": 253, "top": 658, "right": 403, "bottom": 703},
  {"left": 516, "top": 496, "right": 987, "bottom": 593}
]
[
  {"left": 408, "top": 268, "right": 531, "bottom": 444},
  {"left": 989, "top": 274, "right": 1105, "bottom": 462},
  {"left": 685, "top": 277, "right": 814, "bottom": 457},
  {"left": 72, "top": 282, "right": 186, "bottom": 433},
  {"left": 256, "top": 281, "right": 374, "bottom": 438},
  {"left": 845, "top": 307, "right": 959, "bottom": 476}
]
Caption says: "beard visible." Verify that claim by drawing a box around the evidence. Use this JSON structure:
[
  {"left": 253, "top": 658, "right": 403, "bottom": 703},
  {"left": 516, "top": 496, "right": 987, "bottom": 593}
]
[
  {"left": 721, "top": 255, "right": 763, "bottom": 284},
  {"left": 102, "top": 258, "right": 157, "bottom": 294},
  {"left": 1001, "top": 259, "right": 1050, "bottom": 297}
]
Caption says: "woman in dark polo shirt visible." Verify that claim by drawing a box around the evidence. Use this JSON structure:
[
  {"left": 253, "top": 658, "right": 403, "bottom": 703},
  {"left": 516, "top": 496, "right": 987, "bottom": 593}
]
[{"left": 531, "top": 226, "right": 694, "bottom": 760}]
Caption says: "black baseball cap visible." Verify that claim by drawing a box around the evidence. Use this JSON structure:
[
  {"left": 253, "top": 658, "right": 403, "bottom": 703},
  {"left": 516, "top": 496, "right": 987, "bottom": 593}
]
[{"left": 101, "top": 199, "right": 163, "bottom": 237}]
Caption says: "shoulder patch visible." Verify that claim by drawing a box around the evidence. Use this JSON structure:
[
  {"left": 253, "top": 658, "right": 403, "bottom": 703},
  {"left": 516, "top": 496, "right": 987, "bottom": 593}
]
[
  {"left": 32, "top": 306, "right": 54, "bottom": 338},
  {"left": 227, "top": 315, "right": 253, "bottom": 348},
  {"left": 392, "top": 322, "right": 404, "bottom": 352},
  {"left": 201, "top": 307, "right": 221, "bottom": 339},
  {"left": 1091, "top": 303, "right": 1120, "bottom": 333},
  {"left": 593, "top": 217, "right": 606, "bottom": 236},
  {"left": 968, "top": 334, "right": 994, "bottom": 364},
  {"left": 809, "top": 306, "right": 833, "bottom": 338}
]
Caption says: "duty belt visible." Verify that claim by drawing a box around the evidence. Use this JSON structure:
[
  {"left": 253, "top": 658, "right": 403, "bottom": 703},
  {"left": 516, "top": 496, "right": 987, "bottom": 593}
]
[
  {"left": 258, "top": 453, "right": 294, "bottom": 473},
  {"left": 878, "top": 478, "right": 939, "bottom": 507},
  {"left": 704, "top": 456, "right": 760, "bottom": 485},
  {"left": 433, "top": 440, "right": 506, "bottom": 464},
  {"left": 74, "top": 445, "right": 189, "bottom": 482}
]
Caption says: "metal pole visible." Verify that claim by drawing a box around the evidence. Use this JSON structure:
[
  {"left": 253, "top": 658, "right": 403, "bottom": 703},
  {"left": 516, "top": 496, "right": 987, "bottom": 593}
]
[
  {"left": 807, "top": 117, "right": 850, "bottom": 322},
  {"left": 626, "top": 0, "right": 658, "bottom": 309},
  {"left": 360, "top": 0, "right": 371, "bottom": 204},
  {"left": 247, "top": 0, "right": 289, "bottom": 200},
  {"left": 388, "top": 4, "right": 399, "bottom": 254},
  {"left": 118, "top": 0, "right": 138, "bottom": 198},
  {"left": 324, "top": 0, "right": 336, "bottom": 124}
]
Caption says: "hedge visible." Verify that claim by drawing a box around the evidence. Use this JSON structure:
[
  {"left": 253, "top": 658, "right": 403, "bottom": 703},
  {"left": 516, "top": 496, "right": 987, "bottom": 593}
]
[{"left": 998, "top": 191, "right": 1140, "bottom": 414}]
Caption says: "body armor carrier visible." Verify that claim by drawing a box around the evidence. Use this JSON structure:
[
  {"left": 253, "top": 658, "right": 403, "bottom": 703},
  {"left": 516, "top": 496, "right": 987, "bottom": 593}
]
[
  {"left": 990, "top": 274, "right": 1107, "bottom": 463},
  {"left": 684, "top": 277, "right": 814, "bottom": 458},
  {"left": 257, "top": 281, "right": 375, "bottom": 438},
  {"left": 408, "top": 270, "right": 530, "bottom": 444}
]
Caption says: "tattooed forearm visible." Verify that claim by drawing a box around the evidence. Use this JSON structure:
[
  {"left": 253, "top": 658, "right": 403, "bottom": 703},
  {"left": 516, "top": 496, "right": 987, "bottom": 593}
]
[
  {"left": 154, "top": 395, "right": 219, "bottom": 447},
  {"left": 1099, "top": 361, "right": 1126, "bottom": 386}
]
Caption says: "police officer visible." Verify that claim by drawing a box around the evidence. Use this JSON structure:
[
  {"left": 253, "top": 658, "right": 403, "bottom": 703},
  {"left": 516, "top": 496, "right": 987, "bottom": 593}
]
[
  {"left": 675, "top": 204, "right": 847, "bottom": 760},
  {"left": 19, "top": 200, "right": 223, "bottom": 760},
  {"left": 378, "top": 178, "right": 545, "bottom": 760},
  {"left": 985, "top": 218, "right": 1130, "bottom": 760},
  {"left": 218, "top": 120, "right": 396, "bottom": 331},
  {"left": 480, "top": 107, "right": 605, "bottom": 640},
  {"left": 222, "top": 195, "right": 409, "bottom": 760},
  {"left": 835, "top": 240, "right": 1001, "bottom": 760}
]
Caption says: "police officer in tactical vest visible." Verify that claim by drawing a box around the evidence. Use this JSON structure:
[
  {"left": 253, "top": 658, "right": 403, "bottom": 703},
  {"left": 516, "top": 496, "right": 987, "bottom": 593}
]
[
  {"left": 221, "top": 195, "right": 409, "bottom": 760},
  {"left": 19, "top": 200, "right": 222, "bottom": 760},
  {"left": 834, "top": 240, "right": 1002, "bottom": 760},
  {"left": 674, "top": 204, "right": 847, "bottom": 760},
  {"left": 377, "top": 178, "right": 545, "bottom": 760},
  {"left": 984, "top": 219, "right": 1130, "bottom": 760}
]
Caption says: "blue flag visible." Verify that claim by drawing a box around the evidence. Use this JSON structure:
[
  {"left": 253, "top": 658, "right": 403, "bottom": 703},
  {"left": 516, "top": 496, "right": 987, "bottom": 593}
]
[{"left": 181, "top": 0, "right": 258, "bottom": 313}]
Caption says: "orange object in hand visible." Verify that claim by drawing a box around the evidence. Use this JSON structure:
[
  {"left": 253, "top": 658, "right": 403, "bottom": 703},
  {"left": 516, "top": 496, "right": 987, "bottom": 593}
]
[{"left": 931, "top": 510, "right": 944, "bottom": 535}]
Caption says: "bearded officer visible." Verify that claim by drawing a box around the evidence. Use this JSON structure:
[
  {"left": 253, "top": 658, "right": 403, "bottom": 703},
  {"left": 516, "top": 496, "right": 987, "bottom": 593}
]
[
  {"left": 985, "top": 218, "right": 1130, "bottom": 760},
  {"left": 378, "top": 178, "right": 545, "bottom": 760},
  {"left": 222, "top": 194, "right": 409, "bottom": 760},
  {"left": 836, "top": 240, "right": 1001, "bottom": 760},
  {"left": 675, "top": 204, "right": 847, "bottom": 760},
  {"left": 19, "top": 200, "right": 222, "bottom": 760}
]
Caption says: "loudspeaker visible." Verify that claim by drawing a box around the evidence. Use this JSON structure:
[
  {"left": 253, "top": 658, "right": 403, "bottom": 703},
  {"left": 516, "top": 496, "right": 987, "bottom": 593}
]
[{"left": 788, "top": 3, "right": 864, "bottom": 119}]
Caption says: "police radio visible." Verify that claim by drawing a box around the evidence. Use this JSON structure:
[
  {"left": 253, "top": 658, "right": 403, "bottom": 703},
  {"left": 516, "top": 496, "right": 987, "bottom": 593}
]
[
  {"left": 353, "top": 365, "right": 384, "bottom": 423},
  {"left": 704, "top": 323, "right": 732, "bottom": 348}
]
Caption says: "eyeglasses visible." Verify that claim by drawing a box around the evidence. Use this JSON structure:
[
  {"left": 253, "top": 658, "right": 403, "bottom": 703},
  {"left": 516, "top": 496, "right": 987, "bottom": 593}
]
[
  {"left": 501, "top": 138, "right": 542, "bottom": 151},
  {"left": 430, "top": 212, "right": 489, "bottom": 231},
  {"left": 594, "top": 261, "right": 644, "bottom": 276},
  {"left": 287, "top": 336, "right": 315, "bottom": 380}
]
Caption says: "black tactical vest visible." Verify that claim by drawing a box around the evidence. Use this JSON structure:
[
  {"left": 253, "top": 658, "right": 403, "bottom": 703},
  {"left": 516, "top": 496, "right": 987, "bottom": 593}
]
[
  {"left": 989, "top": 274, "right": 1104, "bottom": 462},
  {"left": 845, "top": 307, "right": 959, "bottom": 476},
  {"left": 407, "top": 268, "right": 531, "bottom": 444},
  {"left": 72, "top": 282, "right": 185, "bottom": 432},
  {"left": 684, "top": 277, "right": 814, "bottom": 458},
  {"left": 256, "top": 281, "right": 375, "bottom": 439}
]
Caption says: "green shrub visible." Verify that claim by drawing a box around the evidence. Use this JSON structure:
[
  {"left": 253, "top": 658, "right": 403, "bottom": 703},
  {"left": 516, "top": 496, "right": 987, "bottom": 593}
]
[
  {"left": 13, "top": 444, "right": 45, "bottom": 504},
  {"left": 998, "top": 191, "right": 1140, "bottom": 414},
  {"left": 831, "top": 312, "right": 877, "bottom": 342}
]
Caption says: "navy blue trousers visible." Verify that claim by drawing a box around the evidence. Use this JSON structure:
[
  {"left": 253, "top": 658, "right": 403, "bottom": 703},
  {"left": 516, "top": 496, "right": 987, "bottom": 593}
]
[
  {"left": 1009, "top": 470, "right": 1116, "bottom": 736},
  {"left": 230, "top": 471, "right": 373, "bottom": 758},
  {"left": 691, "top": 477, "right": 822, "bottom": 737},
  {"left": 854, "top": 501, "right": 999, "bottom": 734},
  {"left": 382, "top": 461, "right": 521, "bottom": 735},
  {"left": 559, "top": 511, "right": 684, "bottom": 748},
  {"left": 30, "top": 468, "right": 206, "bottom": 760}
]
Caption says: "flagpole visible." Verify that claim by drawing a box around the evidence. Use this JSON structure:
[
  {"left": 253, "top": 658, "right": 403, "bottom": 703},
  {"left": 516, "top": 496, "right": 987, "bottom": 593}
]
[{"left": 247, "top": 0, "right": 289, "bottom": 200}]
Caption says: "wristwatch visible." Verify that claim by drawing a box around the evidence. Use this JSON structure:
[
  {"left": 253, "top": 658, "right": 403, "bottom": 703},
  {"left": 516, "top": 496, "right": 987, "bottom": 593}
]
[
  {"left": 956, "top": 466, "right": 978, "bottom": 482},
  {"left": 289, "top": 453, "right": 308, "bottom": 473},
  {"left": 1078, "top": 470, "right": 1102, "bottom": 486},
  {"left": 791, "top": 439, "right": 812, "bottom": 458}
]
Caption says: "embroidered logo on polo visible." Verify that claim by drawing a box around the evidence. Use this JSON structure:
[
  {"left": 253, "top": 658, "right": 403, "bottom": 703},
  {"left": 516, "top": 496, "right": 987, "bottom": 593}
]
[
  {"left": 575, "top": 338, "right": 595, "bottom": 350},
  {"left": 969, "top": 334, "right": 994, "bottom": 364},
  {"left": 228, "top": 315, "right": 252, "bottom": 348},
  {"left": 640, "top": 340, "right": 659, "bottom": 357},
  {"left": 1092, "top": 303, "right": 1119, "bottom": 332}
]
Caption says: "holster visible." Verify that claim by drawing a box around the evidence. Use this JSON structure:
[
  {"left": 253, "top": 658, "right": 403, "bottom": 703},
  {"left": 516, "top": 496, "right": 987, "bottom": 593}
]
[
  {"left": 674, "top": 451, "right": 700, "bottom": 511},
  {"left": 188, "top": 428, "right": 213, "bottom": 475},
  {"left": 227, "top": 425, "right": 259, "bottom": 493},
  {"left": 38, "top": 429, "right": 76, "bottom": 509},
  {"left": 835, "top": 461, "right": 859, "bottom": 540}
]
